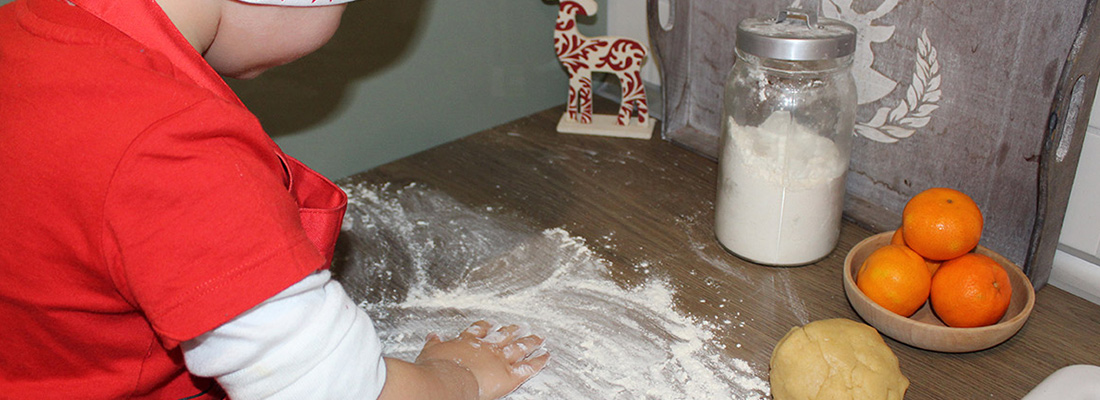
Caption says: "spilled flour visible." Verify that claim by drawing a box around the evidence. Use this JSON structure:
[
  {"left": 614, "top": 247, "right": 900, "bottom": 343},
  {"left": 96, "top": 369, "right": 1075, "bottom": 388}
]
[{"left": 336, "top": 182, "right": 770, "bottom": 399}]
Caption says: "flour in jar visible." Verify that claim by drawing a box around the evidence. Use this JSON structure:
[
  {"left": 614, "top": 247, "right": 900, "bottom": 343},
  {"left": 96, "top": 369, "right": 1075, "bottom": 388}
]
[{"left": 715, "top": 111, "right": 848, "bottom": 265}]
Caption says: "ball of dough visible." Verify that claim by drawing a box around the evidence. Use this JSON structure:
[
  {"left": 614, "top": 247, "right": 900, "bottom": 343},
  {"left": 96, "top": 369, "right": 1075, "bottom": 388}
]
[{"left": 770, "top": 318, "right": 909, "bottom": 400}]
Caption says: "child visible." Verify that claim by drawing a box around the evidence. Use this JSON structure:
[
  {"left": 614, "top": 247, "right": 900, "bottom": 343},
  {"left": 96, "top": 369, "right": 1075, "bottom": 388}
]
[{"left": 0, "top": 0, "right": 549, "bottom": 399}]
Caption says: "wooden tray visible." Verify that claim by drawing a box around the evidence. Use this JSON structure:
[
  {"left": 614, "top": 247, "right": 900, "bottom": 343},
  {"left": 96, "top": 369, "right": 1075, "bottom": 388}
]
[{"left": 645, "top": 0, "right": 1100, "bottom": 289}]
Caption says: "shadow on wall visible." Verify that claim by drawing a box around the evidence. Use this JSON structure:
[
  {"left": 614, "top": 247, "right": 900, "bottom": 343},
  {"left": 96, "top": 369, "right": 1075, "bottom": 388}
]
[{"left": 227, "top": 0, "right": 428, "bottom": 137}]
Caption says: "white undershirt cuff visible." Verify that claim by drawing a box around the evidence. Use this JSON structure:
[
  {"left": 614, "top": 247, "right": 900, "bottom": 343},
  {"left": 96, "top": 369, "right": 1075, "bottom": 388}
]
[{"left": 182, "top": 271, "right": 387, "bottom": 400}]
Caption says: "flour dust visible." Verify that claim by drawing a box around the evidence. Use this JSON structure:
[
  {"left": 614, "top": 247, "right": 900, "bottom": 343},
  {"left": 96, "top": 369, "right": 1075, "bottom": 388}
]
[{"left": 336, "top": 182, "right": 770, "bottom": 399}]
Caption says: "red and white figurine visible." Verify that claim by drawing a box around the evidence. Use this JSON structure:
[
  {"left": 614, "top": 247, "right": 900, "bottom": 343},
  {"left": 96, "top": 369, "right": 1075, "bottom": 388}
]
[{"left": 554, "top": 0, "right": 654, "bottom": 139}]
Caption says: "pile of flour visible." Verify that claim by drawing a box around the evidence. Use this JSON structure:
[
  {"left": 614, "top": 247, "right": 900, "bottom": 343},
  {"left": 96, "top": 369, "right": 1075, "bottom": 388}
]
[{"left": 337, "top": 182, "right": 769, "bottom": 399}]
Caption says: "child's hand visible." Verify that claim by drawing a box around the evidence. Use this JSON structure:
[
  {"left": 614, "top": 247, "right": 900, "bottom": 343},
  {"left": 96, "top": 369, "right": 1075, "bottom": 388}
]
[{"left": 416, "top": 321, "right": 549, "bottom": 400}]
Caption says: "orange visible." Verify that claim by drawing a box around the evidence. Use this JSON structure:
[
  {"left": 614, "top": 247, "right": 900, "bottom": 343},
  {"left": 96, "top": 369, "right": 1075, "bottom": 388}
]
[
  {"left": 889, "top": 228, "right": 943, "bottom": 274},
  {"left": 857, "top": 244, "right": 932, "bottom": 317},
  {"left": 929, "top": 253, "right": 1012, "bottom": 328},
  {"left": 890, "top": 228, "right": 906, "bottom": 246},
  {"left": 902, "top": 188, "right": 983, "bottom": 261},
  {"left": 924, "top": 259, "right": 943, "bottom": 275}
]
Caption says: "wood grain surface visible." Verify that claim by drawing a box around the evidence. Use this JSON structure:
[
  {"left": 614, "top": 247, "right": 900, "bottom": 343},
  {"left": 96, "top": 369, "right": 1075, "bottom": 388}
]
[{"left": 338, "top": 105, "right": 1100, "bottom": 399}]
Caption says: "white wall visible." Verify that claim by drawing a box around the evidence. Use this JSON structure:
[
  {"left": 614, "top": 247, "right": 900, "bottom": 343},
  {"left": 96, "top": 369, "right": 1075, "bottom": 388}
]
[{"left": 1049, "top": 89, "right": 1100, "bottom": 305}]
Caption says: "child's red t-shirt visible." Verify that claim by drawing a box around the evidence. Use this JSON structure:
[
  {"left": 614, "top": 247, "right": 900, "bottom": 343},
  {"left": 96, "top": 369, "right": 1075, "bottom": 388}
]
[{"left": 0, "top": 0, "right": 346, "bottom": 398}]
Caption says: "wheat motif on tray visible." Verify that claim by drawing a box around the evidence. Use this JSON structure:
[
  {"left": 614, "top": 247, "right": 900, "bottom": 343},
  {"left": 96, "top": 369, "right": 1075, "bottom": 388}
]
[{"left": 856, "top": 30, "right": 942, "bottom": 144}]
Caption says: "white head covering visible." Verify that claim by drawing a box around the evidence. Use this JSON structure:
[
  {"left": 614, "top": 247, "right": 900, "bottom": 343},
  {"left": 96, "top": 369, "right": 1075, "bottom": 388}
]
[{"left": 237, "top": 0, "right": 355, "bottom": 6}]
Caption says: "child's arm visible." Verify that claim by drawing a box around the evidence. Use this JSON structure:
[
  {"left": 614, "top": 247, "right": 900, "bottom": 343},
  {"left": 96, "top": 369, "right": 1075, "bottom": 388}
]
[
  {"left": 379, "top": 322, "right": 550, "bottom": 400},
  {"left": 182, "top": 271, "right": 388, "bottom": 399},
  {"left": 182, "top": 271, "right": 547, "bottom": 400}
]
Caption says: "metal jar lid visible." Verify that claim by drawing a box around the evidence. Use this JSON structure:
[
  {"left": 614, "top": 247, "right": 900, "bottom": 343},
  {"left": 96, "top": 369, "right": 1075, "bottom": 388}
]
[{"left": 736, "top": 8, "right": 857, "bottom": 61}]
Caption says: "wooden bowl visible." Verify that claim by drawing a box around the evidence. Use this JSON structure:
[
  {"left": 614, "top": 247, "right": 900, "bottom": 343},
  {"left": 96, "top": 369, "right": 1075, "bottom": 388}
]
[{"left": 842, "top": 232, "right": 1036, "bottom": 353}]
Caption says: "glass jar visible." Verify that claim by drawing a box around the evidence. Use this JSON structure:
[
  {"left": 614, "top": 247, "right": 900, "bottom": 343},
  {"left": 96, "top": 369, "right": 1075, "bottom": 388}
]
[{"left": 715, "top": 8, "right": 858, "bottom": 266}]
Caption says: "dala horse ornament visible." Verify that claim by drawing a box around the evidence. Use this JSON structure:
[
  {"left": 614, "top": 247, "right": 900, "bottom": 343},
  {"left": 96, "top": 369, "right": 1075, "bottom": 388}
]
[{"left": 554, "top": 0, "right": 654, "bottom": 139}]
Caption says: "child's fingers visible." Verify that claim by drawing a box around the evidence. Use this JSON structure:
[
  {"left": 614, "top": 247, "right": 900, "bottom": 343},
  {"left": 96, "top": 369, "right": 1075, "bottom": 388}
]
[
  {"left": 498, "top": 324, "right": 521, "bottom": 338},
  {"left": 418, "top": 332, "right": 443, "bottom": 353},
  {"left": 483, "top": 324, "right": 521, "bottom": 344},
  {"left": 511, "top": 351, "right": 550, "bottom": 378},
  {"left": 425, "top": 332, "right": 442, "bottom": 344},
  {"left": 459, "top": 320, "right": 493, "bottom": 340},
  {"left": 502, "top": 335, "right": 544, "bottom": 363}
]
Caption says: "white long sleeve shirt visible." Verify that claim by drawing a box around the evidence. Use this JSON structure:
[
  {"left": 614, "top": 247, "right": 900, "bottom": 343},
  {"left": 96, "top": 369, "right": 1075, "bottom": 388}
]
[{"left": 182, "top": 271, "right": 387, "bottom": 399}]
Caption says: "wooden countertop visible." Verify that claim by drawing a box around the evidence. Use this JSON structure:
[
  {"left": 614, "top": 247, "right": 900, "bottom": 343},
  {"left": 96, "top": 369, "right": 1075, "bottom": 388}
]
[{"left": 337, "top": 104, "right": 1100, "bottom": 399}]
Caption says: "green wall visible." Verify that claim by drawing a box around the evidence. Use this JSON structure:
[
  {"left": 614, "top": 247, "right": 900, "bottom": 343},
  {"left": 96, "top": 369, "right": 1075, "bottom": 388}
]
[
  {"left": 2, "top": 0, "right": 607, "bottom": 179},
  {"left": 234, "top": 0, "right": 607, "bottom": 178}
]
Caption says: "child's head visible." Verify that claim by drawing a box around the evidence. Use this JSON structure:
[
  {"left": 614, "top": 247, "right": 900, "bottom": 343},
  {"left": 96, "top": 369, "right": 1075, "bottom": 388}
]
[{"left": 159, "top": 0, "right": 354, "bottom": 79}]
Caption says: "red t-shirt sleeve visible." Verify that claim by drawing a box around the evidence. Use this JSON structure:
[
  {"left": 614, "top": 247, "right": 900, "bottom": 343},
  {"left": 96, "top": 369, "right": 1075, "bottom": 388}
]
[{"left": 102, "top": 100, "right": 327, "bottom": 347}]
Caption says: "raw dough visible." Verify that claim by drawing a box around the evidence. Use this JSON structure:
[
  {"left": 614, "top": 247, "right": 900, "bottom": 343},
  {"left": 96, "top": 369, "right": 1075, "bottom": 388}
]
[{"left": 770, "top": 318, "right": 909, "bottom": 400}]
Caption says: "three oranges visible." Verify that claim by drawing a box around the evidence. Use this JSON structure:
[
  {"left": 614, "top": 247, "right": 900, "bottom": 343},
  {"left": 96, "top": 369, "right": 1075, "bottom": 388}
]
[{"left": 857, "top": 187, "right": 1012, "bottom": 327}]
